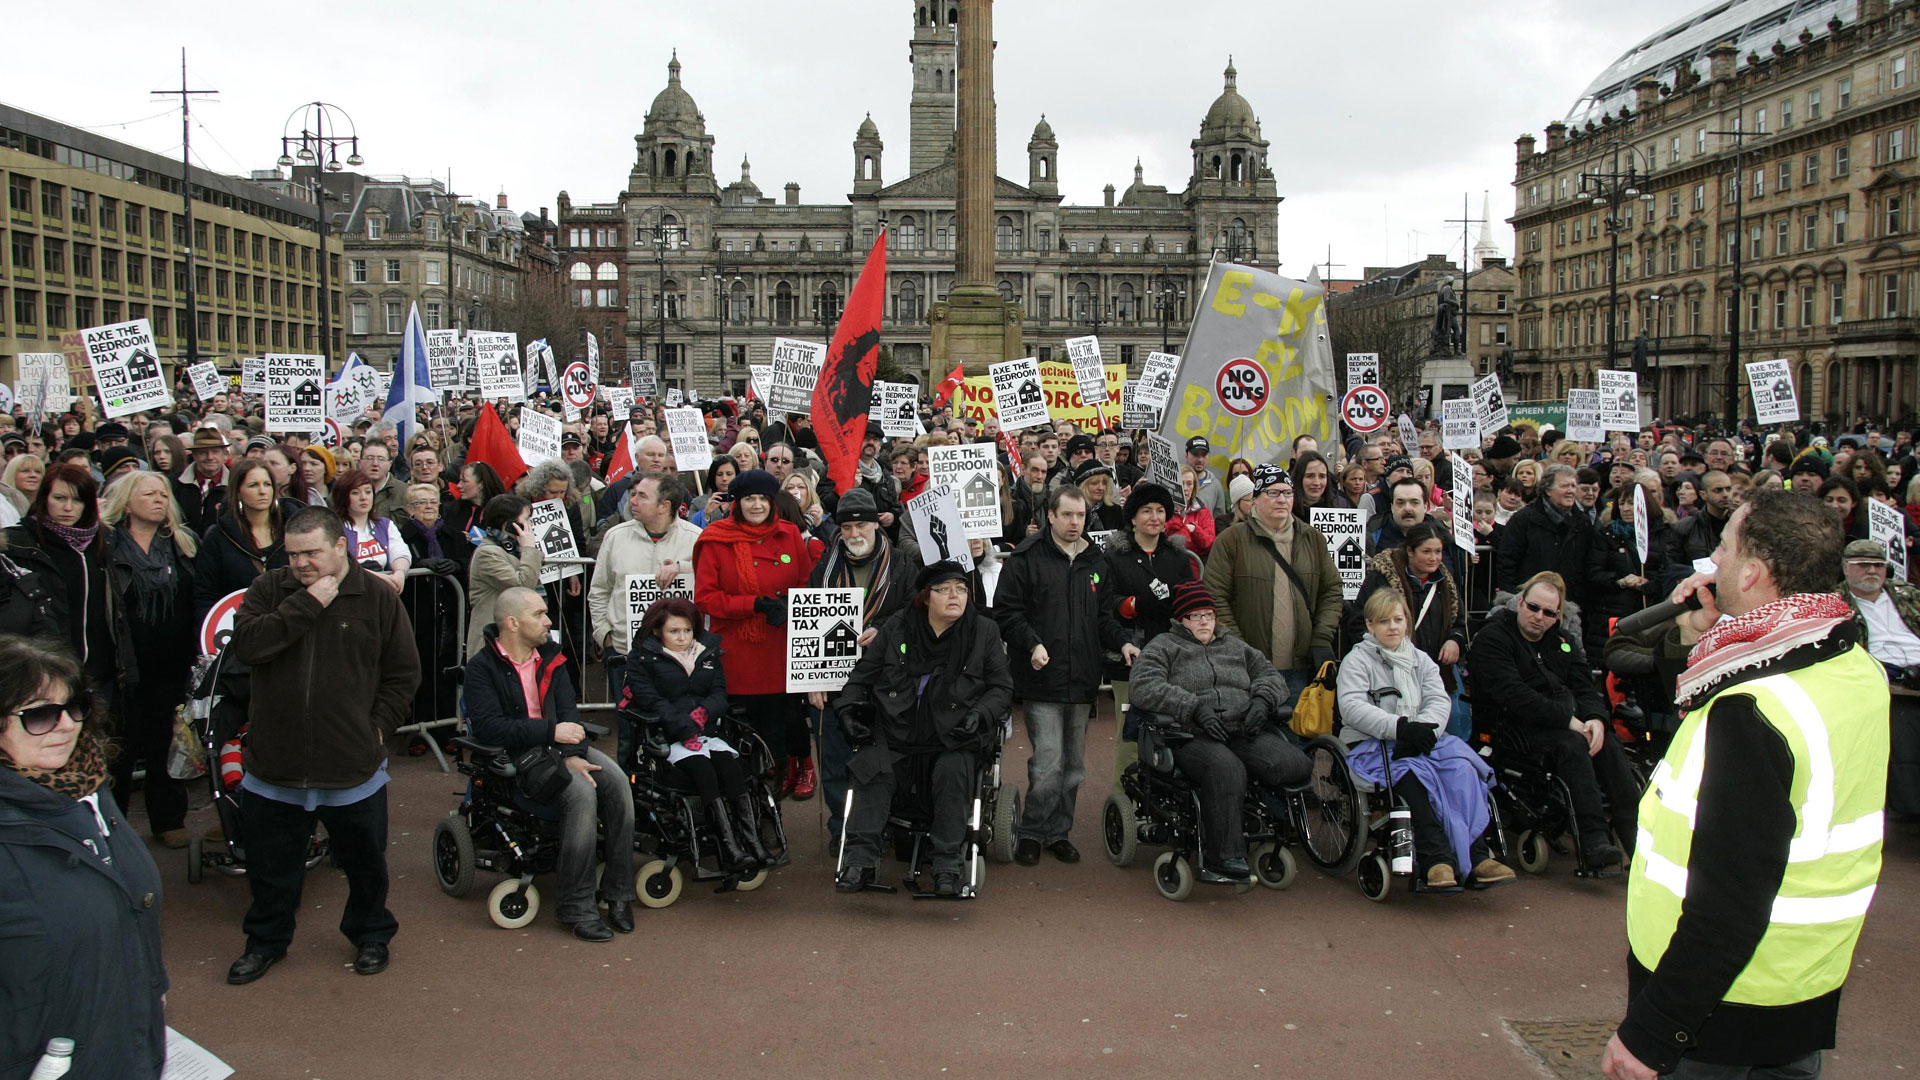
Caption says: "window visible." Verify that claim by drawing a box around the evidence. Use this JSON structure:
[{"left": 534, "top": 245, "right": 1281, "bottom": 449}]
[
  {"left": 40, "top": 182, "right": 63, "bottom": 220},
  {"left": 1834, "top": 206, "right": 1849, "bottom": 244},
  {"left": 1496, "top": 323, "right": 1509, "bottom": 345},
  {"left": 1753, "top": 168, "right": 1765, "bottom": 199},
  {"left": 7, "top": 173, "right": 30, "bottom": 213},
  {"left": 1726, "top": 231, "right": 1739, "bottom": 263},
  {"left": 1666, "top": 240, "right": 1680, "bottom": 273},
  {"left": 1557, "top": 223, "right": 1567, "bottom": 246},
  {"left": 12, "top": 289, "right": 35, "bottom": 327},
  {"left": 595, "top": 261, "right": 617, "bottom": 281},
  {"left": 595, "top": 287, "right": 620, "bottom": 307},
  {"left": 1756, "top": 108, "right": 1767, "bottom": 134},
  {"left": 897, "top": 216, "right": 919, "bottom": 250},
  {"left": 1839, "top": 76, "right": 1852, "bottom": 110},
  {"left": 252, "top": 276, "right": 264, "bottom": 304},
  {"left": 1773, "top": 288, "right": 1787, "bottom": 328},
  {"left": 1782, "top": 98, "right": 1793, "bottom": 129},
  {"left": 349, "top": 301, "right": 369, "bottom": 335},
  {"left": 42, "top": 238, "right": 64, "bottom": 274},
  {"left": 1697, "top": 128, "right": 1707, "bottom": 154},
  {"left": 1897, "top": 56, "right": 1909, "bottom": 90},
  {"left": 69, "top": 189, "right": 90, "bottom": 225},
  {"left": 1691, "top": 235, "right": 1704, "bottom": 268},
  {"left": 1778, "top": 161, "right": 1792, "bottom": 193},
  {"left": 995, "top": 216, "right": 1015, "bottom": 252},
  {"left": 45, "top": 292, "right": 66, "bottom": 330},
  {"left": 1888, "top": 194, "right": 1904, "bottom": 235},
  {"left": 1801, "top": 284, "right": 1815, "bottom": 326},
  {"left": 367, "top": 215, "right": 383, "bottom": 240},
  {"left": 9, "top": 231, "right": 32, "bottom": 270},
  {"left": 1830, "top": 279, "right": 1846, "bottom": 322},
  {"left": 1809, "top": 87, "right": 1823, "bottom": 120},
  {"left": 384, "top": 259, "right": 401, "bottom": 283},
  {"left": 1778, "top": 217, "right": 1791, "bottom": 252},
  {"left": 1572, "top": 218, "right": 1583, "bottom": 243},
  {"left": 569, "top": 261, "right": 590, "bottom": 281},
  {"left": 424, "top": 216, "right": 440, "bottom": 242},
  {"left": 1688, "top": 297, "right": 1702, "bottom": 334},
  {"left": 1667, "top": 192, "right": 1680, "bottom": 219},
  {"left": 1836, "top": 146, "right": 1850, "bottom": 177},
  {"left": 385, "top": 301, "right": 403, "bottom": 335},
  {"left": 425, "top": 260, "right": 441, "bottom": 286},
  {"left": 350, "top": 258, "right": 367, "bottom": 283},
  {"left": 1692, "top": 183, "right": 1706, "bottom": 211},
  {"left": 1748, "top": 292, "right": 1761, "bottom": 331},
  {"left": 426, "top": 302, "right": 443, "bottom": 329},
  {"left": 1887, "top": 273, "right": 1902, "bottom": 317},
  {"left": 213, "top": 224, "right": 228, "bottom": 254},
  {"left": 126, "top": 252, "right": 143, "bottom": 285},
  {"left": 1805, "top": 214, "right": 1819, "bottom": 250},
  {"left": 251, "top": 234, "right": 263, "bottom": 262},
  {"left": 1751, "top": 223, "right": 1764, "bottom": 257}
]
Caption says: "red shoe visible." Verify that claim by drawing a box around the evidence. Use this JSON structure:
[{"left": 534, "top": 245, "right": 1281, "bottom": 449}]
[
  {"left": 791, "top": 756, "right": 817, "bottom": 801},
  {"left": 778, "top": 757, "right": 798, "bottom": 799}
]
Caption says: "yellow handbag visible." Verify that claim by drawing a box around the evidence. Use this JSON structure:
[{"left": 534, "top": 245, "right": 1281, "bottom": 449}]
[{"left": 1289, "top": 660, "right": 1338, "bottom": 738}]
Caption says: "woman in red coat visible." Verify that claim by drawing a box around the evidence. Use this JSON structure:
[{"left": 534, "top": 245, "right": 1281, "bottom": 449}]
[{"left": 694, "top": 469, "right": 818, "bottom": 801}]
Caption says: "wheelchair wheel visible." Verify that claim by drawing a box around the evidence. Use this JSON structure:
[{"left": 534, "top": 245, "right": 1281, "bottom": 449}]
[
  {"left": 735, "top": 867, "right": 769, "bottom": 892},
  {"left": 1297, "top": 736, "right": 1365, "bottom": 876},
  {"left": 186, "top": 835, "right": 205, "bottom": 886},
  {"left": 487, "top": 879, "right": 540, "bottom": 929},
  {"left": 1251, "top": 841, "right": 1296, "bottom": 890},
  {"left": 432, "top": 817, "right": 476, "bottom": 898},
  {"left": 988, "top": 784, "right": 1020, "bottom": 863},
  {"left": 1358, "top": 852, "right": 1392, "bottom": 903},
  {"left": 1516, "top": 831, "right": 1552, "bottom": 874},
  {"left": 1151, "top": 851, "right": 1194, "bottom": 902},
  {"left": 1102, "top": 793, "right": 1138, "bottom": 868},
  {"left": 636, "top": 859, "right": 685, "bottom": 909}
]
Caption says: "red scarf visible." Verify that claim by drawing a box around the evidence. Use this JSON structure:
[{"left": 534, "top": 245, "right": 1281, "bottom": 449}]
[
  {"left": 1677, "top": 591, "right": 1855, "bottom": 713},
  {"left": 697, "top": 514, "right": 784, "bottom": 643}
]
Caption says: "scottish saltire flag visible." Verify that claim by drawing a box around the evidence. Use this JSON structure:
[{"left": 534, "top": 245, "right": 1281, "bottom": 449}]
[{"left": 383, "top": 303, "right": 434, "bottom": 449}]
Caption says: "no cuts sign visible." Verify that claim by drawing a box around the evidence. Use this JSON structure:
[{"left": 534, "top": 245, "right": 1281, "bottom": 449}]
[
  {"left": 1340, "top": 385, "right": 1391, "bottom": 434},
  {"left": 1214, "top": 358, "right": 1269, "bottom": 418}
]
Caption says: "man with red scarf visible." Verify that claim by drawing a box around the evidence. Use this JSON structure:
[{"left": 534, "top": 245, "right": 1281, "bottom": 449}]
[{"left": 1603, "top": 490, "right": 1889, "bottom": 1080}]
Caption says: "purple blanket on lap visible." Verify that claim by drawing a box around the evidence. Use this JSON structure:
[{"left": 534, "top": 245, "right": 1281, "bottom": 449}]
[{"left": 1347, "top": 735, "right": 1495, "bottom": 873}]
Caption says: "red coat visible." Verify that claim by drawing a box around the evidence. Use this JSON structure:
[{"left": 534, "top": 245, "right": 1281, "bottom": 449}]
[
  {"left": 693, "top": 516, "right": 817, "bottom": 696},
  {"left": 1167, "top": 505, "right": 1216, "bottom": 556}
]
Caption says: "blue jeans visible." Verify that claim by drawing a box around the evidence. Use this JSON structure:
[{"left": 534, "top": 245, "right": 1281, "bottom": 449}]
[
  {"left": 1667, "top": 1052, "right": 1820, "bottom": 1080},
  {"left": 555, "top": 746, "right": 636, "bottom": 923},
  {"left": 1017, "top": 700, "right": 1087, "bottom": 844}
]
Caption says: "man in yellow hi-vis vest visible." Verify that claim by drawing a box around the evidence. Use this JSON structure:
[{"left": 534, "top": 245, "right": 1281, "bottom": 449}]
[{"left": 1603, "top": 489, "right": 1888, "bottom": 1080}]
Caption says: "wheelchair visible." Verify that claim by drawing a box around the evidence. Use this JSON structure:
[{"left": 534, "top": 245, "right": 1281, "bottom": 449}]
[
  {"left": 431, "top": 728, "right": 610, "bottom": 928},
  {"left": 1102, "top": 711, "right": 1365, "bottom": 902},
  {"left": 1473, "top": 733, "right": 1633, "bottom": 880},
  {"left": 1349, "top": 740, "right": 1509, "bottom": 902},
  {"left": 832, "top": 710, "right": 1017, "bottom": 900},
  {"left": 627, "top": 712, "right": 789, "bottom": 909}
]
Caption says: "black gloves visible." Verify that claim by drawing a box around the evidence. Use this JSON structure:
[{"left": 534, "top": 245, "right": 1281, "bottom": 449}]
[
  {"left": 1393, "top": 717, "right": 1438, "bottom": 756},
  {"left": 753, "top": 595, "right": 788, "bottom": 626},
  {"left": 1309, "top": 646, "right": 1337, "bottom": 669},
  {"left": 424, "top": 558, "right": 461, "bottom": 577},
  {"left": 1195, "top": 704, "right": 1231, "bottom": 742},
  {"left": 955, "top": 707, "right": 990, "bottom": 738},
  {"left": 1244, "top": 696, "right": 1273, "bottom": 733},
  {"left": 837, "top": 700, "right": 875, "bottom": 746}
]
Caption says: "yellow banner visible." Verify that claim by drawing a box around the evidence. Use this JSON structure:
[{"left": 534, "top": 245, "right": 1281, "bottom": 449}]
[{"left": 949, "top": 361, "right": 1128, "bottom": 427}]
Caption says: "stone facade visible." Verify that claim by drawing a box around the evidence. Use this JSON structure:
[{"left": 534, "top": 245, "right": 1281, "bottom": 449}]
[
  {"left": 556, "top": 5, "right": 1282, "bottom": 396},
  {"left": 1511, "top": 0, "right": 1920, "bottom": 424},
  {"left": 1329, "top": 254, "right": 1515, "bottom": 415}
]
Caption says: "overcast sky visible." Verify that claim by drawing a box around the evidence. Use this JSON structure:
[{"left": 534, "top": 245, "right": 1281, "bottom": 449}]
[{"left": 9, "top": 0, "right": 1687, "bottom": 280}]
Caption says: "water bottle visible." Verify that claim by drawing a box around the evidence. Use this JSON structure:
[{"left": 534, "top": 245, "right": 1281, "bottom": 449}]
[
  {"left": 1388, "top": 807, "right": 1415, "bottom": 875},
  {"left": 28, "top": 1039, "right": 73, "bottom": 1080}
]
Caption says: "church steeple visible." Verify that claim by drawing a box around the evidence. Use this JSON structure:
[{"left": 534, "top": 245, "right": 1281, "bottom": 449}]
[{"left": 1473, "top": 191, "right": 1503, "bottom": 268}]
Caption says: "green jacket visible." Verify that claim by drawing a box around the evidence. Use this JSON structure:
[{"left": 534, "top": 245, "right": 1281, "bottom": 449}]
[
  {"left": 1846, "top": 576, "right": 1920, "bottom": 649},
  {"left": 1202, "top": 515, "right": 1342, "bottom": 671}
]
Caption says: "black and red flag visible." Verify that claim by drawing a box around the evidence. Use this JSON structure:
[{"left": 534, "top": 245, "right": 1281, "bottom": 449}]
[{"left": 810, "top": 227, "right": 886, "bottom": 496}]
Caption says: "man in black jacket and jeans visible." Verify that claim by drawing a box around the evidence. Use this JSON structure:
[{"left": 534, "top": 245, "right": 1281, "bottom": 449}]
[
  {"left": 467, "top": 587, "right": 635, "bottom": 941},
  {"left": 224, "top": 508, "right": 420, "bottom": 985},
  {"left": 1467, "top": 570, "right": 1639, "bottom": 872},
  {"left": 994, "top": 486, "right": 1137, "bottom": 865}
]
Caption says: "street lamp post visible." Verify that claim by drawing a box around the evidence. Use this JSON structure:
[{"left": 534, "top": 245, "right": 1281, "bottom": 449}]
[
  {"left": 277, "top": 102, "right": 363, "bottom": 367},
  {"left": 1154, "top": 273, "right": 1186, "bottom": 353},
  {"left": 701, "top": 250, "right": 743, "bottom": 390},
  {"left": 1578, "top": 146, "right": 1654, "bottom": 374},
  {"left": 636, "top": 207, "right": 687, "bottom": 389},
  {"left": 1646, "top": 291, "right": 1667, "bottom": 419}
]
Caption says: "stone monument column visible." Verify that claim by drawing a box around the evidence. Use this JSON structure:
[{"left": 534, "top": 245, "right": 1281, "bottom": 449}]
[{"left": 930, "top": 0, "right": 1022, "bottom": 377}]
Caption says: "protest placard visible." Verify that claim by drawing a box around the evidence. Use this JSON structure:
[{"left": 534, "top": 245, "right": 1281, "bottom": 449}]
[
  {"left": 1472, "top": 372, "right": 1509, "bottom": 434},
  {"left": 1448, "top": 451, "right": 1474, "bottom": 551},
  {"left": 263, "top": 353, "right": 325, "bottom": 432},
  {"left": 1138, "top": 351, "right": 1181, "bottom": 412},
  {"left": 665, "top": 387, "right": 684, "bottom": 407},
  {"left": 623, "top": 572, "right": 693, "bottom": 645},
  {"left": 1396, "top": 414, "right": 1419, "bottom": 456},
  {"left": 1312, "top": 507, "right": 1366, "bottom": 600},
  {"left": 15, "top": 352, "right": 73, "bottom": 414},
  {"left": 585, "top": 332, "right": 601, "bottom": 390},
  {"left": 1065, "top": 335, "right": 1109, "bottom": 406},
  {"left": 82, "top": 319, "right": 171, "bottom": 417},
  {"left": 241, "top": 357, "right": 267, "bottom": 395},
  {"left": 1565, "top": 389, "right": 1604, "bottom": 443},
  {"left": 186, "top": 361, "right": 223, "bottom": 402},
  {"left": 748, "top": 364, "right": 772, "bottom": 403},
  {"left": 1869, "top": 498, "right": 1910, "bottom": 579},
  {"left": 1346, "top": 353, "right": 1381, "bottom": 394},
  {"left": 988, "top": 357, "right": 1049, "bottom": 431},
  {"left": 605, "top": 385, "right": 635, "bottom": 418},
  {"left": 523, "top": 339, "right": 553, "bottom": 399},
  {"left": 1598, "top": 369, "right": 1641, "bottom": 433},
  {"left": 529, "top": 498, "right": 583, "bottom": 583},
  {"left": 560, "top": 362, "right": 593, "bottom": 421},
  {"left": 471, "top": 332, "right": 522, "bottom": 401},
  {"left": 1147, "top": 431, "right": 1181, "bottom": 494},
  {"left": 1746, "top": 359, "right": 1800, "bottom": 424},
  {"left": 1441, "top": 398, "right": 1478, "bottom": 450},
  {"left": 517, "top": 406, "right": 563, "bottom": 467},
  {"left": 928, "top": 443, "right": 1001, "bottom": 540},
  {"left": 906, "top": 485, "right": 973, "bottom": 570},
  {"left": 426, "top": 329, "right": 464, "bottom": 391},
  {"left": 665, "top": 406, "right": 711, "bottom": 472},
  {"left": 327, "top": 357, "right": 383, "bottom": 427},
  {"left": 876, "top": 380, "right": 919, "bottom": 437},
  {"left": 785, "top": 587, "right": 867, "bottom": 693},
  {"left": 633, "top": 361, "right": 659, "bottom": 400},
  {"left": 769, "top": 337, "right": 826, "bottom": 414},
  {"left": 1121, "top": 380, "right": 1159, "bottom": 430}
]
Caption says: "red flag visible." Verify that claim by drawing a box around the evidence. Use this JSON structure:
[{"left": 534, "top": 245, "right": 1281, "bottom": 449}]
[
  {"left": 604, "top": 422, "right": 638, "bottom": 485},
  {"left": 931, "top": 363, "right": 965, "bottom": 407},
  {"left": 467, "top": 403, "right": 527, "bottom": 490},
  {"left": 810, "top": 228, "right": 886, "bottom": 496}
]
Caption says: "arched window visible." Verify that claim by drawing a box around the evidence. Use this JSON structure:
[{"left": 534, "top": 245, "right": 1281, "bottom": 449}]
[
  {"left": 918, "top": 5, "right": 927, "bottom": 27},
  {"left": 660, "top": 214, "right": 683, "bottom": 247},
  {"left": 1210, "top": 155, "right": 1222, "bottom": 179},
  {"left": 661, "top": 280, "right": 681, "bottom": 319},
  {"left": 816, "top": 283, "right": 841, "bottom": 325},
  {"left": 1039, "top": 156, "right": 1050, "bottom": 180},
  {"left": 948, "top": 6, "right": 957, "bottom": 25},
  {"left": 996, "top": 215, "right": 1016, "bottom": 252},
  {"left": 896, "top": 280, "right": 920, "bottom": 323},
  {"left": 1073, "top": 281, "right": 1092, "bottom": 321},
  {"left": 685, "top": 151, "right": 697, "bottom": 174},
  {"left": 997, "top": 280, "right": 1015, "bottom": 302},
  {"left": 1117, "top": 282, "right": 1136, "bottom": 322},
  {"left": 596, "top": 261, "right": 618, "bottom": 281},
  {"left": 774, "top": 281, "right": 796, "bottom": 323},
  {"left": 863, "top": 155, "right": 875, "bottom": 180},
  {"left": 1228, "top": 218, "right": 1248, "bottom": 255},
  {"left": 569, "top": 261, "right": 591, "bottom": 281},
  {"left": 897, "top": 215, "right": 919, "bottom": 251},
  {"left": 1231, "top": 152, "right": 1244, "bottom": 183},
  {"left": 728, "top": 280, "right": 749, "bottom": 323},
  {"left": 663, "top": 147, "right": 677, "bottom": 176}
]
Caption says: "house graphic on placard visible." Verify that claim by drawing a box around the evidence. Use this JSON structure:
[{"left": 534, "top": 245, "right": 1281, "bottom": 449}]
[
  {"left": 1016, "top": 379, "right": 1042, "bottom": 406},
  {"left": 1150, "top": 370, "right": 1172, "bottom": 392},
  {"left": 1357, "top": 366, "right": 1378, "bottom": 385},
  {"left": 897, "top": 401, "right": 915, "bottom": 421},
  {"left": 124, "top": 348, "right": 160, "bottom": 384},
  {"left": 1336, "top": 537, "right": 1364, "bottom": 572},
  {"left": 293, "top": 379, "right": 323, "bottom": 410},
  {"left": 961, "top": 473, "right": 997, "bottom": 509},
  {"left": 1771, "top": 378, "right": 1792, "bottom": 399},
  {"left": 821, "top": 619, "right": 859, "bottom": 658},
  {"left": 1614, "top": 389, "right": 1636, "bottom": 413},
  {"left": 540, "top": 525, "right": 571, "bottom": 557}
]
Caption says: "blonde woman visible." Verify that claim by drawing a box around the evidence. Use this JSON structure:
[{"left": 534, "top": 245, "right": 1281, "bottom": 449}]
[
  {"left": 783, "top": 470, "right": 831, "bottom": 536},
  {"left": 100, "top": 470, "right": 201, "bottom": 846},
  {"left": 1511, "top": 458, "right": 1542, "bottom": 501},
  {"left": 1552, "top": 440, "right": 1585, "bottom": 468},
  {"left": 1, "top": 452, "right": 45, "bottom": 514}
]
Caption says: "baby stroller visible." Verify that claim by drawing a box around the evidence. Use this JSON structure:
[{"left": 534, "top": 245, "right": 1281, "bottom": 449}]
[{"left": 183, "top": 647, "right": 329, "bottom": 884}]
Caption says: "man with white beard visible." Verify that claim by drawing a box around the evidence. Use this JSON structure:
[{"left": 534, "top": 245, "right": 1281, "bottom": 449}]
[{"left": 803, "top": 488, "right": 917, "bottom": 842}]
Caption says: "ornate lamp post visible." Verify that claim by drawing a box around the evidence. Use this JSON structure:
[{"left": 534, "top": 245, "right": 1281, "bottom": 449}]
[{"left": 277, "top": 102, "right": 363, "bottom": 366}]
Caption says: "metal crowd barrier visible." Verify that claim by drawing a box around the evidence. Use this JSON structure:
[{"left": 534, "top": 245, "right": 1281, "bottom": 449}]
[{"left": 394, "top": 567, "right": 467, "bottom": 772}]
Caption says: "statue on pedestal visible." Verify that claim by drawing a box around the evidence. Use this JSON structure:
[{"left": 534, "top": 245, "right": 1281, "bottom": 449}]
[{"left": 1432, "top": 281, "right": 1464, "bottom": 355}]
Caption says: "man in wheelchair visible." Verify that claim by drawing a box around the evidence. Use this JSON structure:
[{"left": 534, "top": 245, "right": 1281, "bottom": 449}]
[
  {"left": 465, "top": 587, "right": 636, "bottom": 941},
  {"left": 832, "top": 561, "right": 1013, "bottom": 897},
  {"left": 1126, "top": 581, "right": 1310, "bottom": 884}
]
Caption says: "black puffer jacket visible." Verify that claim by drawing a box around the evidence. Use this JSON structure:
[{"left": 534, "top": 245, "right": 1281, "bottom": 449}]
[
  {"left": 3, "top": 522, "right": 115, "bottom": 689},
  {"left": 620, "top": 631, "right": 730, "bottom": 745},
  {"left": 1102, "top": 530, "right": 1195, "bottom": 678},
  {"left": 993, "top": 533, "right": 1130, "bottom": 704},
  {"left": 464, "top": 626, "right": 584, "bottom": 758},
  {"left": 194, "top": 509, "right": 286, "bottom": 622},
  {"left": 1465, "top": 598, "right": 1607, "bottom": 739},
  {"left": 833, "top": 607, "right": 1013, "bottom": 754}
]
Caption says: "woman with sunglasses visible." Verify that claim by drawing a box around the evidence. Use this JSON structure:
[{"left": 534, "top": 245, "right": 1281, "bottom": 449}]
[{"left": 0, "top": 635, "right": 168, "bottom": 1079}]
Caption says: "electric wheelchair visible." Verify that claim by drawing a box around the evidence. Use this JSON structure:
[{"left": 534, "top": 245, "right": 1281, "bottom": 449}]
[
  {"left": 626, "top": 711, "right": 790, "bottom": 908},
  {"left": 1102, "top": 710, "right": 1365, "bottom": 902},
  {"left": 832, "top": 709, "right": 1017, "bottom": 900}
]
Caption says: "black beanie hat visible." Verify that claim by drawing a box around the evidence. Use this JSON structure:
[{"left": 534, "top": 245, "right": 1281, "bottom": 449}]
[{"left": 1123, "top": 482, "right": 1177, "bottom": 522}]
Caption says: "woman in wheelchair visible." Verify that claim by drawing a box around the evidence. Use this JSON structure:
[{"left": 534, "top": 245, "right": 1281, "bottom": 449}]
[
  {"left": 831, "top": 561, "right": 1012, "bottom": 897},
  {"left": 620, "top": 596, "right": 772, "bottom": 873},
  {"left": 1126, "top": 581, "right": 1311, "bottom": 884},
  {"left": 1337, "top": 590, "right": 1511, "bottom": 890}
]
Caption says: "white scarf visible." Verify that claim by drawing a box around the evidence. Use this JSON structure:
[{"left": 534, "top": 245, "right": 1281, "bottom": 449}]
[{"left": 1368, "top": 633, "right": 1424, "bottom": 717}]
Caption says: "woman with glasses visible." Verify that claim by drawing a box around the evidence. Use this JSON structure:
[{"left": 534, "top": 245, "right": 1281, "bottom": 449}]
[{"left": 0, "top": 636, "right": 168, "bottom": 1079}]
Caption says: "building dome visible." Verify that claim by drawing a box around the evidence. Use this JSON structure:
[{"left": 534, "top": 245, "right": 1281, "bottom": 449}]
[
  {"left": 1031, "top": 114, "right": 1055, "bottom": 142},
  {"left": 645, "top": 50, "right": 705, "bottom": 135},
  {"left": 856, "top": 112, "right": 880, "bottom": 141},
  {"left": 1200, "top": 58, "right": 1258, "bottom": 138}
]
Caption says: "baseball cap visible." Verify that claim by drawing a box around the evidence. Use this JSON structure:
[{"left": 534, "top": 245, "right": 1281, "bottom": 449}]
[{"left": 1186, "top": 436, "right": 1211, "bottom": 455}]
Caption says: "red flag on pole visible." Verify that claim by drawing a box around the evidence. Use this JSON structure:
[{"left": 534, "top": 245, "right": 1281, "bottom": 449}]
[
  {"left": 931, "top": 363, "right": 966, "bottom": 407},
  {"left": 466, "top": 403, "right": 527, "bottom": 490},
  {"left": 810, "top": 228, "right": 886, "bottom": 496},
  {"left": 604, "top": 422, "right": 639, "bottom": 485}
]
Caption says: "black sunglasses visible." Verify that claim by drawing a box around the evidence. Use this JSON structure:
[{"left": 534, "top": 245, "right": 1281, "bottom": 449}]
[
  {"left": 1522, "top": 600, "right": 1560, "bottom": 619},
  {"left": 13, "top": 692, "right": 91, "bottom": 736}
]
